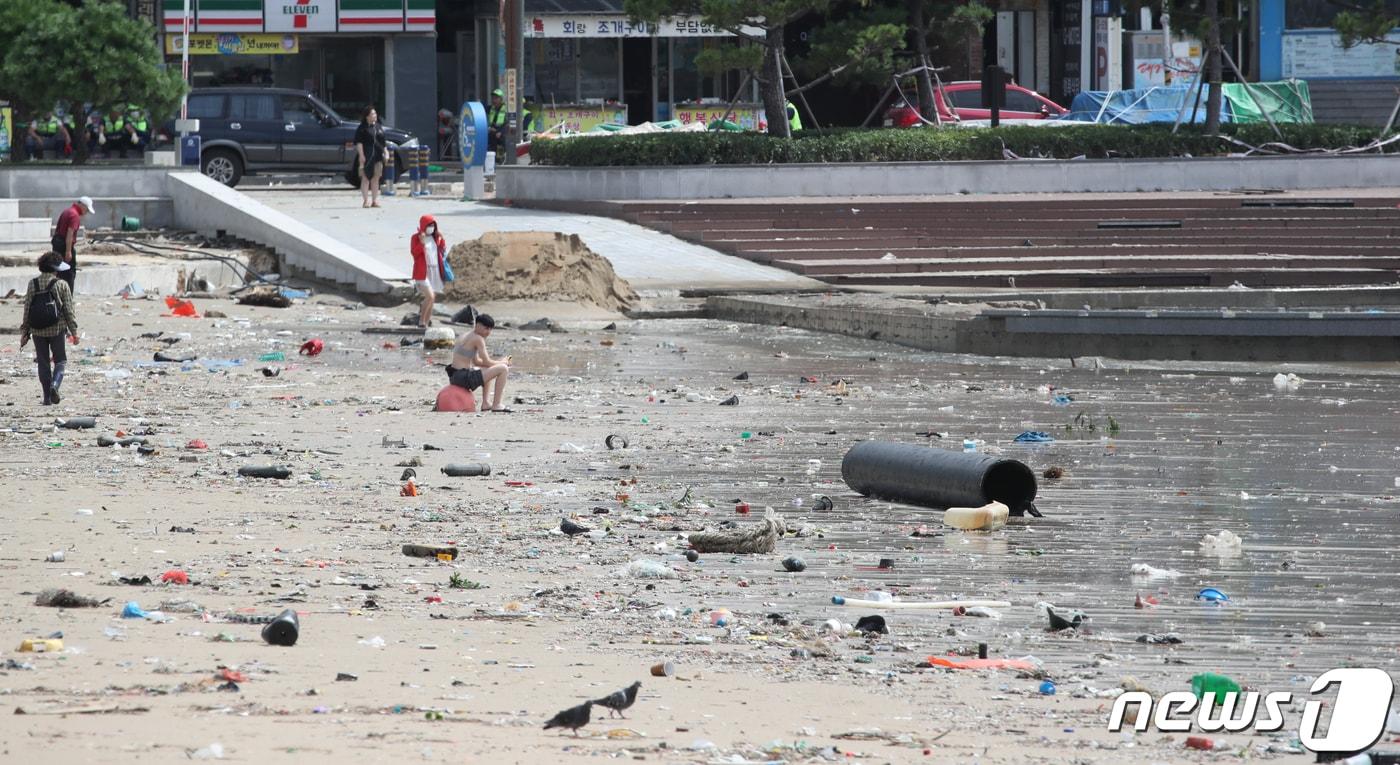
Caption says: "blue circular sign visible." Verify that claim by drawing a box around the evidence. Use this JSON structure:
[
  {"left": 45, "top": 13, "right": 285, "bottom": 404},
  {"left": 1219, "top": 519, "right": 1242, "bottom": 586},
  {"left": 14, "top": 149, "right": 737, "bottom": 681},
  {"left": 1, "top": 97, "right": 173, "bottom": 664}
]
[{"left": 459, "top": 101, "right": 488, "bottom": 170}]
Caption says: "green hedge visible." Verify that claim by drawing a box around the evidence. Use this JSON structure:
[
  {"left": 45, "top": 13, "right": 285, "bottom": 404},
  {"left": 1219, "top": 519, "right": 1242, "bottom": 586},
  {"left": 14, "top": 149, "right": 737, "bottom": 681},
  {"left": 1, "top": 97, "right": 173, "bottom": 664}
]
[{"left": 529, "top": 123, "right": 1397, "bottom": 166}]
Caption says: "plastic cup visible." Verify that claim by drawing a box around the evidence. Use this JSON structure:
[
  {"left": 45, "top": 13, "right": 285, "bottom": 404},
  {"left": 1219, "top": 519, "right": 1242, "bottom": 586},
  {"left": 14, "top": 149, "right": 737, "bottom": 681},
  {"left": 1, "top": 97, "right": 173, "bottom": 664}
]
[{"left": 650, "top": 661, "right": 675, "bottom": 677}]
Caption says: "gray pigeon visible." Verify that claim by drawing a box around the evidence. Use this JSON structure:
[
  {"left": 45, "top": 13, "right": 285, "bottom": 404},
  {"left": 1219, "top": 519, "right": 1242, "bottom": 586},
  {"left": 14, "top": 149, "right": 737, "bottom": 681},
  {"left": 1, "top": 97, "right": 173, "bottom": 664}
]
[
  {"left": 543, "top": 699, "right": 592, "bottom": 735},
  {"left": 594, "top": 680, "right": 641, "bottom": 718},
  {"left": 560, "top": 517, "right": 590, "bottom": 536}
]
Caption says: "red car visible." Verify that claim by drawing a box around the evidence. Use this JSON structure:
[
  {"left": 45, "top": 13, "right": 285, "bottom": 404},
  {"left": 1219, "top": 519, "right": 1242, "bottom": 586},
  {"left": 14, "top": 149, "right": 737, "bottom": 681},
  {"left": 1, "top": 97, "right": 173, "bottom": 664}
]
[{"left": 886, "top": 81, "right": 1068, "bottom": 126}]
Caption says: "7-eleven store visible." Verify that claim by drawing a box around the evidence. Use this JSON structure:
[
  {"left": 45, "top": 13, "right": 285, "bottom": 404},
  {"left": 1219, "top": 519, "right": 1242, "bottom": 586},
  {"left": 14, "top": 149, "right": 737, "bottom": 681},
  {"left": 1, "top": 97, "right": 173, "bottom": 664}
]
[{"left": 162, "top": 0, "right": 438, "bottom": 156}]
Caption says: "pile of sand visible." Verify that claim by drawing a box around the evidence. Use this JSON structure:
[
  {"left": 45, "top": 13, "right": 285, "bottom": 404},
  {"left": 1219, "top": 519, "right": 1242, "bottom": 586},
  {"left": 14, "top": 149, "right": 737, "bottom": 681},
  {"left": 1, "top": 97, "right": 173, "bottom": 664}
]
[{"left": 443, "top": 232, "right": 638, "bottom": 312}]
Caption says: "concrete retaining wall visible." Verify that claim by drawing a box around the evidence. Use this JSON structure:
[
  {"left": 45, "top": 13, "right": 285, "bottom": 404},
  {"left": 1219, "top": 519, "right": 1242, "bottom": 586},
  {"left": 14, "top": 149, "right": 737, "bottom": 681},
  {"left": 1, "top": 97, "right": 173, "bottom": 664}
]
[
  {"left": 21, "top": 198, "right": 175, "bottom": 230},
  {"left": 0, "top": 167, "right": 183, "bottom": 199},
  {"left": 0, "top": 261, "right": 243, "bottom": 297},
  {"left": 707, "top": 296, "right": 1400, "bottom": 362},
  {"left": 167, "top": 172, "right": 402, "bottom": 295},
  {"left": 499, "top": 154, "right": 1400, "bottom": 201}
]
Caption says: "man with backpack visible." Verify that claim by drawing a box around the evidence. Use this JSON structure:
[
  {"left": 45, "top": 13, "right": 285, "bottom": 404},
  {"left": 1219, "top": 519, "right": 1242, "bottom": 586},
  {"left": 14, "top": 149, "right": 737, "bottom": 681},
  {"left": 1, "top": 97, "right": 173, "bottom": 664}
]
[{"left": 19, "top": 252, "right": 80, "bottom": 406}]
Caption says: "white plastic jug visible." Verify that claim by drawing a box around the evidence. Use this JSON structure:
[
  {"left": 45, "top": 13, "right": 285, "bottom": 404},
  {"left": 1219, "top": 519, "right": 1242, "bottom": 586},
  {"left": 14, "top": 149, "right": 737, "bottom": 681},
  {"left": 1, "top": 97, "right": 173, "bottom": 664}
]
[{"left": 943, "top": 501, "right": 1010, "bottom": 531}]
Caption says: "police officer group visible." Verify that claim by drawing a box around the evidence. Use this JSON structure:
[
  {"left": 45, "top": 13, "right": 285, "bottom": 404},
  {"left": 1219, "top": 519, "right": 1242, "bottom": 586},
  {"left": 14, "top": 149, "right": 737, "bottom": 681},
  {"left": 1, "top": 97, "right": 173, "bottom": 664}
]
[{"left": 22, "top": 104, "right": 150, "bottom": 160}]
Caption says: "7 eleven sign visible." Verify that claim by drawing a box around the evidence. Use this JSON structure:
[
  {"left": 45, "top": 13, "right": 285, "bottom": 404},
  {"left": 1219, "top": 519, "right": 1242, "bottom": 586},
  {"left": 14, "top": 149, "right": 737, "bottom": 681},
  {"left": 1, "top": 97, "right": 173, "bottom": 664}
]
[{"left": 266, "top": 0, "right": 334, "bottom": 31}]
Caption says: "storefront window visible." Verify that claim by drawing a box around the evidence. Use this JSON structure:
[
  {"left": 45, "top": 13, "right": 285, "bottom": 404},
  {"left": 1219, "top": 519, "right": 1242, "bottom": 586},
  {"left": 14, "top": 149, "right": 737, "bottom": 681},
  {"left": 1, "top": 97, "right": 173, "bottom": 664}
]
[
  {"left": 191, "top": 56, "right": 275, "bottom": 86},
  {"left": 672, "top": 38, "right": 701, "bottom": 103},
  {"left": 529, "top": 38, "right": 579, "bottom": 103},
  {"left": 174, "top": 36, "right": 382, "bottom": 111},
  {"left": 324, "top": 38, "right": 385, "bottom": 116},
  {"left": 578, "top": 38, "right": 619, "bottom": 101},
  {"left": 272, "top": 40, "right": 323, "bottom": 97}
]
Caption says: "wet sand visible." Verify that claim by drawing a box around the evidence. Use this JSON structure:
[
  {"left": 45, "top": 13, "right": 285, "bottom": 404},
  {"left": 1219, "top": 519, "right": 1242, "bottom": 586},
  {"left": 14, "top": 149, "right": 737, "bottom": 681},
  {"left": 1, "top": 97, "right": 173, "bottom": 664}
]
[{"left": 2, "top": 294, "right": 1390, "bottom": 763}]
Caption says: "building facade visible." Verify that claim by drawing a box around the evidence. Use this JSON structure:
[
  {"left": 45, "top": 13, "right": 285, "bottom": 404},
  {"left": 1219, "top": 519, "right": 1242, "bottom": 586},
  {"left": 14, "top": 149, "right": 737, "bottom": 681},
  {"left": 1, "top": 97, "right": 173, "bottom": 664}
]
[{"left": 160, "top": 0, "right": 436, "bottom": 154}]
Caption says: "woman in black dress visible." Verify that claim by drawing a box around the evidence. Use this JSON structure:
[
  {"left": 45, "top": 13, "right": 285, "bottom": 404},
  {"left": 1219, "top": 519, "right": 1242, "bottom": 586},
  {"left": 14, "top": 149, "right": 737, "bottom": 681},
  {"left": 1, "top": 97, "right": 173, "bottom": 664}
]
[{"left": 355, "top": 104, "right": 388, "bottom": 208}]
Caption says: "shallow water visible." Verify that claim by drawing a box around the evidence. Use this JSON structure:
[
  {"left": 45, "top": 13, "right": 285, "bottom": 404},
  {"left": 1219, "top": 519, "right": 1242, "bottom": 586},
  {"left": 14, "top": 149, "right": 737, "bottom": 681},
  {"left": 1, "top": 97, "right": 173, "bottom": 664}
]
[{"left": 554, "top": 319, "right": 1400, "bottom": 695}]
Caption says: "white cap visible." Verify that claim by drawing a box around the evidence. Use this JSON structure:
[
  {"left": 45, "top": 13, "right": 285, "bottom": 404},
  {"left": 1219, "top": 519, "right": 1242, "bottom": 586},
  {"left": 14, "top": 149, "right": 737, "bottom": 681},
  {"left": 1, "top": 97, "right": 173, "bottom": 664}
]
[
  {"left": 78, "top": 196, "right": 95, "bottom": 214},
  {"left": 56, "top": 261, "right": 72, "bottom": 272}
]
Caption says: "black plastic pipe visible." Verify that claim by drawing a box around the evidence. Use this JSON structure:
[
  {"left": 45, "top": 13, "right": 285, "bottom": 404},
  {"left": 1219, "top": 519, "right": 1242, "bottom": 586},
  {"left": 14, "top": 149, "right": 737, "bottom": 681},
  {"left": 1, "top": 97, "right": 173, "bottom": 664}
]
[
  {"left": 441, "top": 463, "right": 491, "bottom": 477},
  {"left": 841, "top": 441, "right": 1040, "bottom": 516}
]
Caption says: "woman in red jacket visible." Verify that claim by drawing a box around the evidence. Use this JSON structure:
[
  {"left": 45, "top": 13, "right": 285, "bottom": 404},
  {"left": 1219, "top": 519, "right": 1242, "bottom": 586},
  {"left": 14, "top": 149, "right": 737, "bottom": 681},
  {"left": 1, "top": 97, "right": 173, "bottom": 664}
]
[{"left": 409, "top": 214, "right": 447, "bottom": 327}]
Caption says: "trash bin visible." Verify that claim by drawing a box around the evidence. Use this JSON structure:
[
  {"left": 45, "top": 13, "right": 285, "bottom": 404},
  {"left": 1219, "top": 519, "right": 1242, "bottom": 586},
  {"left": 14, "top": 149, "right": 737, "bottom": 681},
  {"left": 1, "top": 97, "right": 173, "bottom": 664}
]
[{"left": 180, "top": 135, "right": 201, "bottom": 167}]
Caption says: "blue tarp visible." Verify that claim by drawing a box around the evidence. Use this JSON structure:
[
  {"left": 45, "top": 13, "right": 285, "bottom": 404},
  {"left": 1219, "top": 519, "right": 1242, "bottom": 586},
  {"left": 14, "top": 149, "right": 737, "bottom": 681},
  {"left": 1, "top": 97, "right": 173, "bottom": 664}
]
[{"left": 1062, "top": 86, "right": 1233, "bottom": 124}]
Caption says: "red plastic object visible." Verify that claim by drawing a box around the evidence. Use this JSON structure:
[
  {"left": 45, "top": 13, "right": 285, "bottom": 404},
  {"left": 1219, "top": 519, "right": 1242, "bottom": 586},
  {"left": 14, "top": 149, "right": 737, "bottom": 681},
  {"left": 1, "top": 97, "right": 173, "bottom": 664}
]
[
  {"left": 186, "top": 439, "right": 208, "bottom": 450},
  {"left": 299, "top": 338, "right": 324, "bottom": 357},
  {"left": 434, "top": 384, "right": 477, "bottom": 413},
  {"left": 400, "top": 479, "right": 419, "bottom": 497},
  {"left": 160, "top": 569, "right": 190, "bottom": 585},
  {"left": 1185, "top": 736, "right": 1215, "bottom": 751},
  {"left": 735, "top": 502, "right": 751, "bottom": 514},
  {"left": 425, "top": 595, "right": 442, "bottom": 604},
  {"left": 164, "top": 296, "right": 199, "bottom": 317},
  {"left": 218, "top": 668, "right": 248, "bottom": 682},
  {"left": 926, "top": 656, "right": 1039, "bottom": 671}
]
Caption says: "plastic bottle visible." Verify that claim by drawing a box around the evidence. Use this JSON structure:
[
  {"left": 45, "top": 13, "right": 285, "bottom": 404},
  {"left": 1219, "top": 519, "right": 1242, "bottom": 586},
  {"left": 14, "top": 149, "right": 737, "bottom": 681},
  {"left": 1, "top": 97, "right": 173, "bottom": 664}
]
[
  {"left": 943, "top": 501, "right": 1010, "bottom": 530},
  {"left": 1185, "top": 736, "right": 1216, "bottom": 751},
  {"left": 18, "top": 638, "right": 63, "bottom": 652},
  {"left": 1190, "top": 673, "right": 1241, "bottom": 704},
  {"left": 441, "top": 463, "right": 491, "bottom": 477}
]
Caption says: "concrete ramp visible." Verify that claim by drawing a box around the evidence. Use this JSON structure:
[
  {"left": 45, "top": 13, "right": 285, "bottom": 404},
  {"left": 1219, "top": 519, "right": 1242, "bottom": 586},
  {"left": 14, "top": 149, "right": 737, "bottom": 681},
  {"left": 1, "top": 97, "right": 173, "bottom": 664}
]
[{"left": 168, "top": 173, "right": 406, "bottom": 295}]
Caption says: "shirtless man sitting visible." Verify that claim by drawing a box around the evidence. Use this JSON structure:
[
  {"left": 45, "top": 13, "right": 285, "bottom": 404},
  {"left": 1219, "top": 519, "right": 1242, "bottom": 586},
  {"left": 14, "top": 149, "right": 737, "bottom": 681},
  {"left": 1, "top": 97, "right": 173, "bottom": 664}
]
[{"left": 446, "top": 313, "right": 511, "bottom": 412}]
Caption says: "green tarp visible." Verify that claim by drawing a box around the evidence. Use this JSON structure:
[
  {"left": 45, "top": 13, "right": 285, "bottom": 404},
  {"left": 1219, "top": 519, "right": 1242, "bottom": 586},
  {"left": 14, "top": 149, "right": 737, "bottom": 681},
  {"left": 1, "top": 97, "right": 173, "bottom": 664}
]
[{"left": 1222, "top": 80, "right": 1314, "bottom": 124}]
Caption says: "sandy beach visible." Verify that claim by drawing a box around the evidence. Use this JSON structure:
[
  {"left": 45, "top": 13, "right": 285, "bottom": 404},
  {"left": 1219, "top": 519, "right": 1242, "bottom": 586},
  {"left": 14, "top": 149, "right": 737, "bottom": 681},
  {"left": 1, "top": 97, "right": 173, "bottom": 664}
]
[{"left": 0, "top": 290, "right": 1385, "bottom": 764}]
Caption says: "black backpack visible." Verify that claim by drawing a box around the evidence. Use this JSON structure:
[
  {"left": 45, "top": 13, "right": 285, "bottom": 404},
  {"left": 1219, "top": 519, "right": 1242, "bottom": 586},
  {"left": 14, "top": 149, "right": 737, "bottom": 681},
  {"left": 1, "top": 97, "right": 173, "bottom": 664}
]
[{"left": 27, "top": 278, "right": 61, "bottom": 330}]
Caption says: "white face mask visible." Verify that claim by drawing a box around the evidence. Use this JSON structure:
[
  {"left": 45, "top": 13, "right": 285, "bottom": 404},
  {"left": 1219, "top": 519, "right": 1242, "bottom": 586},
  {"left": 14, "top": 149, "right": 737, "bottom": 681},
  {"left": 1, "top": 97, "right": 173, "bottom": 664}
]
[{"left": 426, "top": 225, "right": 436, "bottom": 236}]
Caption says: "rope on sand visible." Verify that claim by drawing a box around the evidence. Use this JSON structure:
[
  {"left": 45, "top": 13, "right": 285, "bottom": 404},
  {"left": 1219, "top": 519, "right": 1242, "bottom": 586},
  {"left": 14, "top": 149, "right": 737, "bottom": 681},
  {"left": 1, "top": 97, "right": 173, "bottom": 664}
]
[{"left": 688, "top": 513, "right": 787, "bottom": 554}]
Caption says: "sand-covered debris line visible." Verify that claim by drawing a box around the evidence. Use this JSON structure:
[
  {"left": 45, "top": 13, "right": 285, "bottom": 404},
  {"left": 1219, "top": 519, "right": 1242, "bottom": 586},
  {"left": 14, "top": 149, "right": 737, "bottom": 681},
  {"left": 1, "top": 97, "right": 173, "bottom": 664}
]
[{"left": 444, "top": 231, "right": 639, "bottom": 312}]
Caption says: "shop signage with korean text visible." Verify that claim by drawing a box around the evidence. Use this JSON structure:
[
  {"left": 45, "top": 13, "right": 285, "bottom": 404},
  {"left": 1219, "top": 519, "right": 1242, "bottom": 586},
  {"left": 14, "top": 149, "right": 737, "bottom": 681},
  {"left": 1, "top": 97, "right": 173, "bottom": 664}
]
[
  {"left": 528, "top": 14, "right": 759, "bottom": 38},
  {"left": 165, "top": 33, "right": 299, "bottom": 54}
]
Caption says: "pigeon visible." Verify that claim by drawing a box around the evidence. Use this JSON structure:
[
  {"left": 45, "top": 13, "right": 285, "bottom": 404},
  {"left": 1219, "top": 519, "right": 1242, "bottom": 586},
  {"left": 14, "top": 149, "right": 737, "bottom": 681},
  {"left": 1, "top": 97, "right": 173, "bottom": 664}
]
[
  {"left": 594, "top": 680, "right": 641, "bottom": 718},
  {"left": 732, "top": 371, "right": 749, "bottom": 381},
  {"left": 560, "top": 517, "right": 590, "bottom": 536},
  {"left": 543, "top": 699, "right": 592, "bottom": 735},
  {"left": 718, "top": 395, "right": 739, "bottom": 406}
]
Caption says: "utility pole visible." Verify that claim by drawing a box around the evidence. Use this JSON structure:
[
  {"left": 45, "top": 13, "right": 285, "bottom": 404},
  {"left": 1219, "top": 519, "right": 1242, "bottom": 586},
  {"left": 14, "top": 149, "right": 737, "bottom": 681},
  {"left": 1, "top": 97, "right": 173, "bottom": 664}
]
[{"left": 505, "top": 0, "right": 524, "bottom": 165}]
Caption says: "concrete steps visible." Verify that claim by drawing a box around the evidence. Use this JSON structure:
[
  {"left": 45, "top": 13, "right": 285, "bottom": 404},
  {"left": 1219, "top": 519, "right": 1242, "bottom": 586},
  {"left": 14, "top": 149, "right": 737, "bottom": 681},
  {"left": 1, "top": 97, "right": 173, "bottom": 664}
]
[
  {"left": 823, "top": 268, "right": 1399, "bottom": 289},
  {"left": 0, "top": 198, "right": 53, "bottom": 244},
  {"left": 599, "top": 195, "right": 1400, "bottom": 290}
]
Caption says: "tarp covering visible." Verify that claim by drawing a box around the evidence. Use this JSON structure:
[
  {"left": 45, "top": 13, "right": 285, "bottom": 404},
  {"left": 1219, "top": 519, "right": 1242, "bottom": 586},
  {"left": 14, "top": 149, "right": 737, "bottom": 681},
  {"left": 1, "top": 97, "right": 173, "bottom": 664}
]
[
  {"left": 1222, "top": 80, "right": 1313, "bottom": 124},
  {"left": 1062, "top": 80, "right": 1313, "bottom": 125}
]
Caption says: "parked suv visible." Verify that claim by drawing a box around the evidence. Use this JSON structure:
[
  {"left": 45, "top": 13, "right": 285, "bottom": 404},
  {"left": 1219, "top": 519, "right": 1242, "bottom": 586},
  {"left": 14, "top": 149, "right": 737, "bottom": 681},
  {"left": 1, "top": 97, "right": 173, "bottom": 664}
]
[{"left": 158, "top": 87, "right": 417, "bottom": 188}]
